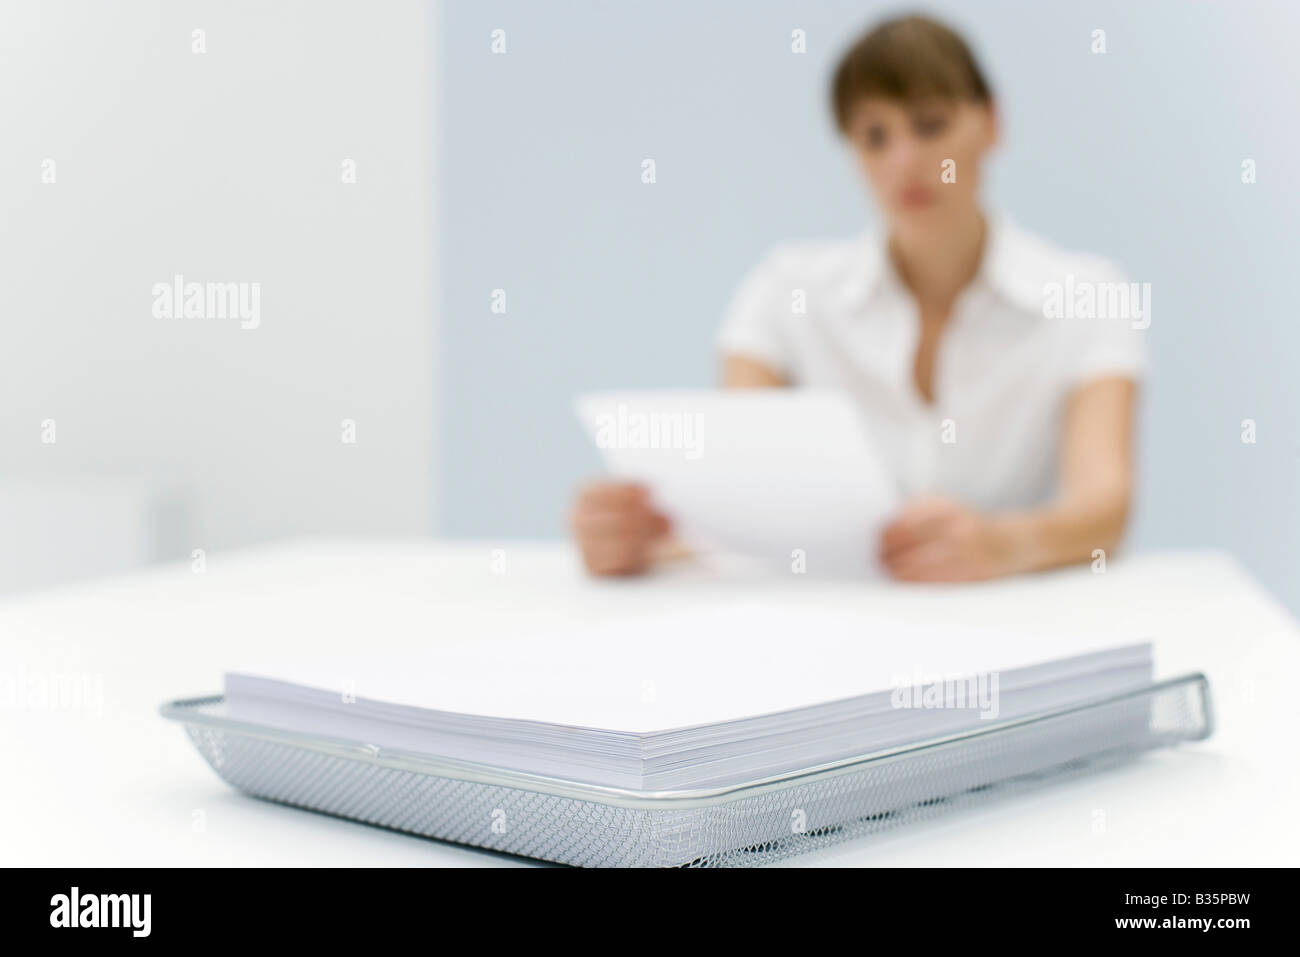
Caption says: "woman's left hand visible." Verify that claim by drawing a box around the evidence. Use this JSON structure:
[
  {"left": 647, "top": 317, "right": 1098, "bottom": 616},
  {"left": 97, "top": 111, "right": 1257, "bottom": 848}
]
[{"left": 878, "top": 497, "right": 1021, "bottom": 582}]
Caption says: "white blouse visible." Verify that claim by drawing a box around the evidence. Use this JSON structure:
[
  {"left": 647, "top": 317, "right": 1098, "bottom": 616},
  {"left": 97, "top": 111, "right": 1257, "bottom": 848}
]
[{"left": 716, "top": 215, "right": 1147, "bottom": 511}]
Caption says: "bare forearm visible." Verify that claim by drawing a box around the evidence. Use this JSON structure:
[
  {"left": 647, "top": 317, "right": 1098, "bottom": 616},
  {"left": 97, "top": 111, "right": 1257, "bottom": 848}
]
[{"left": 992, "top": 491, "right": 1131, "bottom": 574}]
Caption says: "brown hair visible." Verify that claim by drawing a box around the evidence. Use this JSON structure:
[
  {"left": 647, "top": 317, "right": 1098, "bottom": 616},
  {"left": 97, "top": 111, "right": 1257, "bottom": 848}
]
[{"left": 831, "top": 15, "right": 993, "bottom": 131}]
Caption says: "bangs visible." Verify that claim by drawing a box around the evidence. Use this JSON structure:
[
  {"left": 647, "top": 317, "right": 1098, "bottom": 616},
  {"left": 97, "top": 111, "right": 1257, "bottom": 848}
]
[{"left": 832, "top": 16, "right": 992, "bottom": 130}]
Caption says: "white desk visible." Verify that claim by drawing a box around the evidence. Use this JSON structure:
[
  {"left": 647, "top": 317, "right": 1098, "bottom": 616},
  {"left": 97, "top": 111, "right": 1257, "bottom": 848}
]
[{"left": 3, "top": 540, "right": 1296, "bottom": 867}]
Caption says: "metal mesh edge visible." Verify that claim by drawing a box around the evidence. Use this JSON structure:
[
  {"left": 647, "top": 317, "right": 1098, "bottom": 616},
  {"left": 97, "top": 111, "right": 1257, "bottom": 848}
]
[{"left": 177, "top": 677, "right": 1210, "bottom": 867}]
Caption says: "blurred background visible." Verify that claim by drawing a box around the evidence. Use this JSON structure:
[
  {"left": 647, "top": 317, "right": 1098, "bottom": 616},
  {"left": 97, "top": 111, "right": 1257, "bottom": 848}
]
[{"left": 3, "top": 0, "right": 1299, "bottom": 613}]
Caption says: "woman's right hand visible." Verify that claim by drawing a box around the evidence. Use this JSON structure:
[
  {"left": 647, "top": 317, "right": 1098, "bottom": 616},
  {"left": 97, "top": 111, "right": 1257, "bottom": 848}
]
[{"left": 569, "top": 482, "right": 672, "bottom": 576}]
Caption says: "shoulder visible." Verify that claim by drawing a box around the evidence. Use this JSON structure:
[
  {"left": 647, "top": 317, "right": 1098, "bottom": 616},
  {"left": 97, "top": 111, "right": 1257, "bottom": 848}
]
[
  {"left": 990, "top": 218, "right": 1147, "bottom": 381},
  {"left": 988, "top": 217, "right": 1129, "bottom": 312},
  {"left": 717, "top": 235, "right": 871, "bottom": 372}
]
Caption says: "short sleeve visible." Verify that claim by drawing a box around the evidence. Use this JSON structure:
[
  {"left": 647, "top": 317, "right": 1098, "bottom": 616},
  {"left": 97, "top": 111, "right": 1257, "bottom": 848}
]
[
  {"left": 715, "top": 248, "right": 795, "bottom": 376},
  {"left": 1057, "top": 262, "right": 1149, "bottom": 388}
]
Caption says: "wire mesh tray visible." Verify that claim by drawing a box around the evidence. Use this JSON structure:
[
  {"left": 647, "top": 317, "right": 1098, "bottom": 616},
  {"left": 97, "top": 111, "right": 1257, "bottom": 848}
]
[{"left": 161, "top": 673, "right": 1212, "bottom": 867}]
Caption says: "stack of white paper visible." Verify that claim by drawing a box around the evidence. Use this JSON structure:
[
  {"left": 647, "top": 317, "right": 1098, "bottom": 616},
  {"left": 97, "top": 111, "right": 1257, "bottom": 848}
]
[
  {"left": 224, "top": 603, "right": 1153, "bottom": 791},
  {"left": 574, "top": 390, "right": 900, "bottom": 575}
]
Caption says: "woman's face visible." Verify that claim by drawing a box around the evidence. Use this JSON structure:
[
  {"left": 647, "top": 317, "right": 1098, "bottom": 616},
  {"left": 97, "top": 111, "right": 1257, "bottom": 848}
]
[{"left": 844, "top": 97, "right": 996, "bottom": 234}]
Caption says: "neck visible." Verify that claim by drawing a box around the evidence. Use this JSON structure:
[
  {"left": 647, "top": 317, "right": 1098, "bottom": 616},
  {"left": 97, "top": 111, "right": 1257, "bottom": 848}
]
[{"left": 888, "top": 207, "right": 987, "bottom": 309}]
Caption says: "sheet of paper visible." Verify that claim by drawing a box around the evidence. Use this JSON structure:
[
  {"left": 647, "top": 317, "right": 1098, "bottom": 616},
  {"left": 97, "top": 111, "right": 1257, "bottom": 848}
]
[
  {"left": 575, "top": 389, "right": 901, "bottom": 575},
  {"left": 227, "top": 601, "right": 1152, "bottom": 734}
]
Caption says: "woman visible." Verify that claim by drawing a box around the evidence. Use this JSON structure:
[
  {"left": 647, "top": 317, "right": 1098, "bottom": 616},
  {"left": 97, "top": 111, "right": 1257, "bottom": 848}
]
[{"left": 571, "top": 15, "right": 1145, "bottom": 582}]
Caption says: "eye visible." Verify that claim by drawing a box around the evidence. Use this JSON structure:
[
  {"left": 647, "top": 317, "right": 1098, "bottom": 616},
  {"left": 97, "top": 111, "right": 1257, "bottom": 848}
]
[
  {"left": 913, "top": 113, "right": 949, "bottom": 137},
  {"left": 862, "top": 124, "right": 887, "bottom": 150}
]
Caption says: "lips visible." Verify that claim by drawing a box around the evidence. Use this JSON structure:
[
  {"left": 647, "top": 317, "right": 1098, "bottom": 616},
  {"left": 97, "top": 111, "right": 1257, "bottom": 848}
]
[{"left": 900, "top": 185, "right": 934, "bottom": 207}]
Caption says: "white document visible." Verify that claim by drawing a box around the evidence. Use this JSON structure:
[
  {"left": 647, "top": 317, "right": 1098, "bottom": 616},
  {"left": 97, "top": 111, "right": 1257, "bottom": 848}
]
[
  {"left": 575, "top": 389, "right": 901, "bottom": 575},
  {"left": 228, "top": 602, "right": 1151, "bottom": 732},
  {"left": 225, "top": 601, "right": 1154, "bottom": 789}
]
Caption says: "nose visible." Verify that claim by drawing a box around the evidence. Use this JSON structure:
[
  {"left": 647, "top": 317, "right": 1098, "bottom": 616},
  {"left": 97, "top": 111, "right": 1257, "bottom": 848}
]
[{"left": 887, "top": 132, "right": 923, "bottom": 177}]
